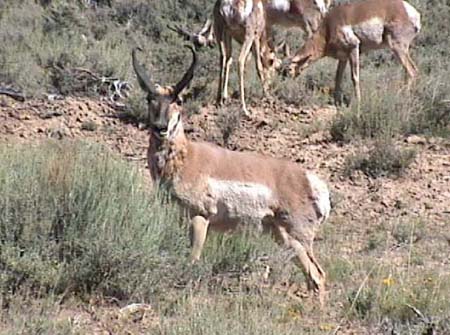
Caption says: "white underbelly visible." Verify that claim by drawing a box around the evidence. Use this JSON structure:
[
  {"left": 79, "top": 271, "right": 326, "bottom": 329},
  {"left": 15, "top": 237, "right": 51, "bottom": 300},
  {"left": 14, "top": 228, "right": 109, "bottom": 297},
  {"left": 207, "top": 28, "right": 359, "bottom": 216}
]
[{"left": 207, "top": 178, "right": 275, "bottom": 227}]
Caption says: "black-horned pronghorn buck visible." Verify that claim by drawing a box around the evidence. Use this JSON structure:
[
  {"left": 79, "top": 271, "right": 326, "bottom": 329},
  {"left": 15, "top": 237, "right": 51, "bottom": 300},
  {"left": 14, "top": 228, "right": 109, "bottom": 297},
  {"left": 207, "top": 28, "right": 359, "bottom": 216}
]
[{"left": 132, "top": 46, "right": 332, "bottom": 304}]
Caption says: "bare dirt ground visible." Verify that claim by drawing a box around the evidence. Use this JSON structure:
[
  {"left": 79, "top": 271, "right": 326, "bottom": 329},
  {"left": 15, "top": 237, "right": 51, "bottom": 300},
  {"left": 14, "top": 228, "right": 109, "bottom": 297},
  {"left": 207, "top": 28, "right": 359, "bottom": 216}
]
[{"left": 1, "top": 95, "right": 449, "bottom": 334}]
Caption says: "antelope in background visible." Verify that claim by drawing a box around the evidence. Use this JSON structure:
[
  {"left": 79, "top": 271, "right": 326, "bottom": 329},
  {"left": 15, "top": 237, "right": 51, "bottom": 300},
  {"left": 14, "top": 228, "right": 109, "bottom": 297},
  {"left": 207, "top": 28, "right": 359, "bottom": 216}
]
[
  {"left": 214, "top": 0, "right": 269, "bottom": 116},
  {"left": 171, "top": 0, "right": 333, "bottom": 116},
  {"left": 132, "top": 46, "right": 331, "bottom": 304},
  {"left": 282, "top": 0, "right": 421, "bottom": 104},
  {"left": 171, "top": 0, "right": 333, "bottom": 47}
]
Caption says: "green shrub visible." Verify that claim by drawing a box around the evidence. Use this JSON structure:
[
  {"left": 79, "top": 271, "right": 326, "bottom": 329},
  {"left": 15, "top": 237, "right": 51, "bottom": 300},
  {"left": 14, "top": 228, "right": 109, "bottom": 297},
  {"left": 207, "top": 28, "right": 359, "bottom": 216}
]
[
  {"left": 0, "top": 141, "right": 187, "bottom": 300},
  {"left": 0, "top": 141, "right": 281, "bottom": 302},
  {"left": 0, "top": 0, "right": 218, "bottom": 98},
  {"left": 343, "top": 140, "right": 416, "bottom": 178}
]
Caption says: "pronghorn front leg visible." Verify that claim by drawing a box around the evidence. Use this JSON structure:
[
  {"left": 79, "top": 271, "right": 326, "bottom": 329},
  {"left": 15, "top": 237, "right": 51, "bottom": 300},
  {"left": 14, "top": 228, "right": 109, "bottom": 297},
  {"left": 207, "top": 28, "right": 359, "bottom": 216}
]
[
  {"left": 334, "top": 59, "right": 348, "bottom": 105},
  {"left": 348, "top": 46, "right": 361, "bottom": 105},
  {"left": 190, "top": 215, "right": 210, "bottom": 263},
  {"left": 238, "top": 37, "right": 254, "bottom": 116}
]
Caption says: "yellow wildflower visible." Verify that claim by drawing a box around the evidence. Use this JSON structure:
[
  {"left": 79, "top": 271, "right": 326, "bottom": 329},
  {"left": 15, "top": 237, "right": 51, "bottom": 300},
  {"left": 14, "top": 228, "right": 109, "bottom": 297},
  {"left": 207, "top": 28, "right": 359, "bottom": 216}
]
[{"left": 382, "top": 277, "right": 395, "bottom": 286}]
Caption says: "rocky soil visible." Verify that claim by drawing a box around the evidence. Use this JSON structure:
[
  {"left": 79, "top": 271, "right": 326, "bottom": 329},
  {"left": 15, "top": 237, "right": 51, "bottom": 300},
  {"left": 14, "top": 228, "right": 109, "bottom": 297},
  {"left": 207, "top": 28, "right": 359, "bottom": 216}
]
[{"left": 1, "top": 94, "right": 449, "bottom": 334}]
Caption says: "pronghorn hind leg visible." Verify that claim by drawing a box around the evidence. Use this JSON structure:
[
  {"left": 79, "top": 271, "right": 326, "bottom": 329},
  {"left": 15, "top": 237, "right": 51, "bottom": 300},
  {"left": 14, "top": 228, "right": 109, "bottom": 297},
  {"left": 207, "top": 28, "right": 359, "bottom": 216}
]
[
  {"left": 387, "top": 35, "right": 418, "bottom": 88},
  {"left": 406, "top": 51, "right": 419, "bottom": 74},
  {"left": 272, "top": 225, "right": 326, "bottom": 306},
  {"left": 289, "top": 237, "right": 326, "bottom": 306},
  {"left": 252, "top": 38, "right": 270, "bottom": 97}
]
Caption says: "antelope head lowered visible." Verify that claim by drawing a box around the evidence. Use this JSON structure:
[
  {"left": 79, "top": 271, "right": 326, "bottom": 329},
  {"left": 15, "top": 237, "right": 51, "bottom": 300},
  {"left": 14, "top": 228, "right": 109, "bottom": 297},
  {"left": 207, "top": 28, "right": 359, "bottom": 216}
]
[
  {"left": 132, "top": 47, "right": 331, "bottom": 305},
  {"left": 280, "top": 0, "right": 421, "bottom": 105}
]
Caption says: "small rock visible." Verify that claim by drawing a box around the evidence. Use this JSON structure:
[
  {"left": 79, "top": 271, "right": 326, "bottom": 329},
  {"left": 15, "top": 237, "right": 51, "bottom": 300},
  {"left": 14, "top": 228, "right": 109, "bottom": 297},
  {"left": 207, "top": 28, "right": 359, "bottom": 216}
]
[
  {"left": 81, "top": 120, "right": 97, "bottom": 131},
  {"left": 119, "top": 303, "right": 152, "bottom": 322},
  {"left": 406, "top": 135, "right": 426, "bottom": 145},
  {"left": 48, "top": 127, "right": 68, "bottom": 140},
  {"left": 39, "top": 110, "right": 63, "bottom": 119}
]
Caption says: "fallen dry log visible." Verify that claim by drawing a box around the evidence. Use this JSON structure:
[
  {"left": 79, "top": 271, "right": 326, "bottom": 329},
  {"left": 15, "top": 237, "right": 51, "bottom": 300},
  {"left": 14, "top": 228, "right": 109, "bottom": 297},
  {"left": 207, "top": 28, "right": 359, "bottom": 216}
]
[{"left": 0, "top": 87, "right": 26, "bottom": 102}]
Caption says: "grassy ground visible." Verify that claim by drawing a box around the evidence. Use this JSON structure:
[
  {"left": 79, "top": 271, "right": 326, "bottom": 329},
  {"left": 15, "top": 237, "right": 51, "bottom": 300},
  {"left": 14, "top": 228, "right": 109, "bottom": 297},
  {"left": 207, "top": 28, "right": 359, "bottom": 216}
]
[{"left": 1, "top": 140, "right": 449, "bottom": 334}]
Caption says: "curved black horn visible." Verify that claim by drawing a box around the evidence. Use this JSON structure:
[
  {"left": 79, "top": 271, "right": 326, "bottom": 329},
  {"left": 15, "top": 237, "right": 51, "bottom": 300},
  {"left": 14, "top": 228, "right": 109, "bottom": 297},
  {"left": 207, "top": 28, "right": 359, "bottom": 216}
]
[
  {"left": 132, "top": 47, "right": 159, "bottom": 96},
  {"left": 171, "top": 45, "right": 197, "bottom": 101}
]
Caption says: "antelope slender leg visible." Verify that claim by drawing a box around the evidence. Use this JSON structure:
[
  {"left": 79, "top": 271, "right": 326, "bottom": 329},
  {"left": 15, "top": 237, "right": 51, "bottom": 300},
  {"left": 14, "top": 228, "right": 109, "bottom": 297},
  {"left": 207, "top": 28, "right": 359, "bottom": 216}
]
[
  {"left": 238, "top": 37, "right": 254, "bottom": 116},
  {"left": 273, "top": 225, "right": 326, "bottom": 306},
  {"left": 190, "top": 216, "right": 210, "bottom": 263},
  {"left": 349, "top": 47, "right": 361, "bottom": 105},
  {"left": 391, "top": 44, "right": 417, "bottom": 86},
  {"left": 222, "top": 33, "right": 233, "bottom": 100},
  {"left": 334, "top": 59, "right": 348, "bottom": 105},
  {"left": 406, "top": 52, "right": 419, "bottom": 74},
  {"left": 216, "top": 37, "right": 227, "bottom": 105},
  {"left": 252, "top": 38, "right": 269, "bottom": 96}
]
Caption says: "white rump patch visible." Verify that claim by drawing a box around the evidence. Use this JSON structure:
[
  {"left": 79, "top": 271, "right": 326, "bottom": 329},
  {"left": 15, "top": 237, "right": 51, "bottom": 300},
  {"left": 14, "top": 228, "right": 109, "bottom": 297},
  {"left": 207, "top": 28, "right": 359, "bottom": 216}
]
[
  {"left": 403, "top": 1, "right": 421, "bottom": 32},
  {"left": 271, "top": 0, "right": 290, "bottom": 12},
  {"left": 306, "top": 172, "right": 331, "bottom": 221},
  {"left": 314, "top": 0, "right": 327, "bottom": 14},
  {"left": 207, "top": 178, "right": 274, "bottom": 223}
]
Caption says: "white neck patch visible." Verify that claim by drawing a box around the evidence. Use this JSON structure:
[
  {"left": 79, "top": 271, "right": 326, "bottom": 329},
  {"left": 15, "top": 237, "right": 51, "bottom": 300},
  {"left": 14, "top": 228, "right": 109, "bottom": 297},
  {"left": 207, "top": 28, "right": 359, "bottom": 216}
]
[{"left": 167, "top": 112, "right": 181, "bottom": 138}]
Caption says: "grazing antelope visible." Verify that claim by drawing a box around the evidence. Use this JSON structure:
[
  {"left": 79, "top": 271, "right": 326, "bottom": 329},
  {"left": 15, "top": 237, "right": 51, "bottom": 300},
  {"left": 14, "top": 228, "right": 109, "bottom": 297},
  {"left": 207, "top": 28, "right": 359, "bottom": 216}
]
[
  {"left": 173, "top": 0, "right": 332, "bottom": 48},
  {"left": 213, "top": 0, "right": 333, "bottom": 116},
  {"left": 132, "top": 46, "right": 331, "bottom": 304},
  {"left": 282, "top": 0, "right": 421, "bottom": 104}
]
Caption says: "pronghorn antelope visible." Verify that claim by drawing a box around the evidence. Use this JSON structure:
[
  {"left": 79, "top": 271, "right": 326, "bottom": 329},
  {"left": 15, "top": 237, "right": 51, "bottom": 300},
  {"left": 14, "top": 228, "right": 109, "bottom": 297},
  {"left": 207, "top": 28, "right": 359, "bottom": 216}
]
[
  {"left": 213, "top": 0, "right": 333, "bottom": 116},
  {"left": 283, "top": 0, "right": 421, "bottom": 104},
  {"left": 132, "top": 46, "right": 331, "bottom": 304},
  {"left": 214, "top": 0, "right": 269, "bottom": 116},
  {"left": 172, "top": 0, "right": 332, "bottom": 48}
]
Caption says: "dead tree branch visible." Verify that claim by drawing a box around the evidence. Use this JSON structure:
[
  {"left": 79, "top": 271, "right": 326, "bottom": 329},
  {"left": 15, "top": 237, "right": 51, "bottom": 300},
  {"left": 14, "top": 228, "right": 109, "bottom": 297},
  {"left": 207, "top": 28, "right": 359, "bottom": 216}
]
[{"left": 0, "top": 87, "right": 26, "bottom": 102}]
